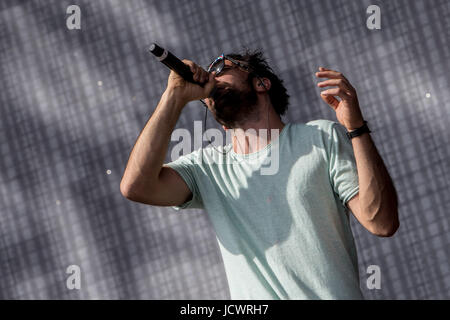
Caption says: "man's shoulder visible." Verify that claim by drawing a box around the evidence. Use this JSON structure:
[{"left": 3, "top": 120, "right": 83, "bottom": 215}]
[
  {"left": 288, "top": 119, "right": 337, "bottom": 135},
  {"left": 305, "top": 119, "right": 337, "bottom": 130},
  {"left": 168, "top": 147, "right": 204, "bottom": 166}
]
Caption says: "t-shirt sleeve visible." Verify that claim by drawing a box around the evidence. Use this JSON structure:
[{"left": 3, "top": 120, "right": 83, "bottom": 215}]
[
  {"left": 164, "top": 151, "right": 204, "bottom": 211},
  {"left": 327, "top": 122, "right": 360, "bottom": 209}
]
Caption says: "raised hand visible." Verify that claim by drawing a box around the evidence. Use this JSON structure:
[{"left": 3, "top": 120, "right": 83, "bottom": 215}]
[{"left": 316, "top": 67, "right": 365, "bottom": 131}]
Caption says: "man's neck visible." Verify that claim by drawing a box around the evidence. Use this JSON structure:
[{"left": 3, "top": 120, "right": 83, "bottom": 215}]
[{"left": 231, "top": 108, "right": 285, "bottom": 155}]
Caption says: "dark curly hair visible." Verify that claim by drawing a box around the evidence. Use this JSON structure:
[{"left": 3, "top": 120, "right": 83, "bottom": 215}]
[{"left": 225, "top": 48, "right": 290, "bottom": 116}]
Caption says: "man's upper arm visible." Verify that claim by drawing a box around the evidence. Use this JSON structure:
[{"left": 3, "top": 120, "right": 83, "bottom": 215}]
[
  {"left": 346, "top": 192, "right": 361, "bottom": 218},
  {"left": 161, "top": 148, "right": 205, "bottom": 210},
  {"left": 123, "top": 165, "right": 192, "bottom": 207},
  {"left": 156, "top": 165, "right": 193, "bottom": 206}
]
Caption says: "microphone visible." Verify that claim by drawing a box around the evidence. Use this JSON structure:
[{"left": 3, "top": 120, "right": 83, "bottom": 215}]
[
  {"left": 148, "top": 43, "right": 216, "bottom": 100},
  {"left": 148, "top": 43, "right": 199, "bottom": 84}
]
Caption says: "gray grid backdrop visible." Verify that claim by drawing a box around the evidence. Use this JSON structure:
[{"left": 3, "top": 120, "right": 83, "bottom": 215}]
[{"left": 0, "top": 0, "right": 449, "bottom": 299}]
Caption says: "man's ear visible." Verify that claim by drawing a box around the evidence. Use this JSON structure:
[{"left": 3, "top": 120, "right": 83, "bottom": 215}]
[
  {"left": 253, "top": 77, "right": 271, "bottom": 92},
  {"left": 222, "top": 125, "right": 228, "bottom": 131}
]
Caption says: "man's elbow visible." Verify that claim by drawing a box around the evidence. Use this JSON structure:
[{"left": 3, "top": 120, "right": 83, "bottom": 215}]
[
  {"left": 120, "top": 180, "right": 145, "bottom": 201},
  {"left": 373, "top": 221, "right": 399, "bottom": 237},
  {"left": 120, "top": 181, "right": 136, "bottom": 200},
  {"left": 120, "top": 180, "right": 161, "bottom": 206},
  {"left": 368, "top": 214, "right": 400, "bottom": 237}
]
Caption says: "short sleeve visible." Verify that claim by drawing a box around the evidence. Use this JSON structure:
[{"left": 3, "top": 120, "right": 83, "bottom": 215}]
[
  {"left": 327, "top": 122, "right": 360, "bottom": 209},
  {"left": 165, "top": 151, "right": 204, "bottom": 210}
]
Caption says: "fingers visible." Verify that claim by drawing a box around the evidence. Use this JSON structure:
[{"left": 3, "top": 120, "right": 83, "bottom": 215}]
[
  {"left": 317, "top": 78, "right": 354, "bottom": 95},
  {"left": 316, "top": 68, "right": 351, "bottom": 86},
  {"left": 183, "top": 59, "right": 209, "bottom": 84},
  {"left": 315, "top": 67, "right": 355, "bottom": 101},
  {"left": 316, "top": 69, "right": 343, "bottom": 79},
  {"left": 205, "top": 71, "right": 217, "bottom": 94},
  {"left": 196, "top": 66, "right": 209, "bottom": 84},
  {"left": 320, "top": 94, "right": 339, "bottom": 110},
  {"left": 320, "top": 88, "right": 351, "bottom": 102}
]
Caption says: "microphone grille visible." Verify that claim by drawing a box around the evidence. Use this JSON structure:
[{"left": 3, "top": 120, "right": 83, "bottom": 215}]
[{"left": 148, "top": 43, "right": 164, "bottom": 57}]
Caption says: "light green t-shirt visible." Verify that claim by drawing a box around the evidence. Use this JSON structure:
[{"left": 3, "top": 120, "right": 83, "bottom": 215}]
[{"left": 165, "top": 119, "right": 363, "bottom": 300}]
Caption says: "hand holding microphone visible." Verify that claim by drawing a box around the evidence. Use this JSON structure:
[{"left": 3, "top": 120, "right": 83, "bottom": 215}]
[
  {"left": 166, "top": 59, "right": 216, "bottom": 104},
  {"left": 148, "top": 43, "right": 216, "bottom": 105}
]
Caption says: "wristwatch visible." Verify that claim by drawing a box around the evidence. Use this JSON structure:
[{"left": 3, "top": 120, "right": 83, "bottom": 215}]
[{"left": 346, "top": 120, "right": 371, "bottom": 140}]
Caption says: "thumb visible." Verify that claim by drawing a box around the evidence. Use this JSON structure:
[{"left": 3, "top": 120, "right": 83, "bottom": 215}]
[{"left": 205, "top": 72, "right": 217, "bottom": 96}]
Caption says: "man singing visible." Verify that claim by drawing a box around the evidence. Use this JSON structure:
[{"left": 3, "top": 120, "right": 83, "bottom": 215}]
[{"left": 120, "top": 49, "right": 399, "bottom": 299}]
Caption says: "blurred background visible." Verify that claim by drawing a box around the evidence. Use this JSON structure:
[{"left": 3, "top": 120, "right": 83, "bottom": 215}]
[{"left": 0, "top": 0, "right": 449, "bottom": 299}]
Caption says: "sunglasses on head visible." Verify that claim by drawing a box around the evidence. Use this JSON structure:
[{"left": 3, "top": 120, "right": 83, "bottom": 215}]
[{"left": 207, "top": 54, "right": 253, "bottom": 76}]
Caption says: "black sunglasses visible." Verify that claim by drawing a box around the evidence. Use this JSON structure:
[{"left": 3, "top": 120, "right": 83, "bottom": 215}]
[{"left": 207, "top": 54, "right": 252, "bottom": 76}]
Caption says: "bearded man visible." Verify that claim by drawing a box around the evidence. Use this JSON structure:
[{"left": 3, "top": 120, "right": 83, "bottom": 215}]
[{"left": 120, "top": 49, "right": 399, "bottom": 300}]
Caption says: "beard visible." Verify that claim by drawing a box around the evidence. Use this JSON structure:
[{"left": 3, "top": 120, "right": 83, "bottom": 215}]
[{"left": 210, "top": 80, "right": 259, "bottom": 128}]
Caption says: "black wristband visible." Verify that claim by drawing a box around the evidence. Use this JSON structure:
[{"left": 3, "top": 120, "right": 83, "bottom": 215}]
[{"left": 346, "top": 120, "right": 371, "bottom": 140}]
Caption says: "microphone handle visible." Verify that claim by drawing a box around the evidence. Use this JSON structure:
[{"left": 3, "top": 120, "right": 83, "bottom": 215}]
[
  {"left": 149, "top": 43, "right": 196, "bottom": 84},
  {"left": 162, "top": 51, "right": 196, "bottom": 83}
]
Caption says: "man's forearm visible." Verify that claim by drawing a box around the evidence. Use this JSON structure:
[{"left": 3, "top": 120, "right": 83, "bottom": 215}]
[
  {"left": 121, "top": 89, "right": 186, "bottom": 189},
  {"left": 351, "top": 132, "right": 399, "bottom": 227}
]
